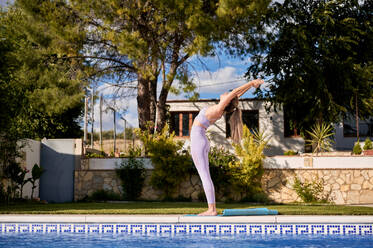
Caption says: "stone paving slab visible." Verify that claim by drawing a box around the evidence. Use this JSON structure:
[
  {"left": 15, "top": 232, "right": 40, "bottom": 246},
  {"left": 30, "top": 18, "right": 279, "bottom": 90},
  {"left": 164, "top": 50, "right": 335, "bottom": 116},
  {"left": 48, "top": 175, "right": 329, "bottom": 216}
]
[{"left": 1, "top": 215, "right": 373, "bottom": 224}]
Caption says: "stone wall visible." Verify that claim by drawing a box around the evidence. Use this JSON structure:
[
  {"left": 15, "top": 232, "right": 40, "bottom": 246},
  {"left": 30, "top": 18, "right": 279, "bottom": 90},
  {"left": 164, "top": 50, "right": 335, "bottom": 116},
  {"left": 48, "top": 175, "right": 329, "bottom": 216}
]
[
  {"left": 74, "top": 169, "right": 204, "bottom": 201},
  {"left": 74, "top": 158, "right": 373, "bottom": 204},
  {"left": 75, "top": 159, "right": 204, "bottom": 201},
  {"left": 262, "top": 169, "right": 373, "bottom": 204}
]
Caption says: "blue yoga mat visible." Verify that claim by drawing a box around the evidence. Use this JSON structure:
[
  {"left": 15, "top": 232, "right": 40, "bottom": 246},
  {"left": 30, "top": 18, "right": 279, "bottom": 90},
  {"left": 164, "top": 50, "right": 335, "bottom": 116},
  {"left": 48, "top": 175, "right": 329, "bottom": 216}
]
[{"left": 222, "top": 208, "right": 278, "bottom": 216}]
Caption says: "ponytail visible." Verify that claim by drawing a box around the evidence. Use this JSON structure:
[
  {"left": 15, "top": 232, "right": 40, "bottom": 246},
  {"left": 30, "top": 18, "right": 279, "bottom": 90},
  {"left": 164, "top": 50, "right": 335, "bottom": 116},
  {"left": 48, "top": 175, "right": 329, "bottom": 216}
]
[{"left": 229, "top": 107, "right": 243, "bottom": 143}]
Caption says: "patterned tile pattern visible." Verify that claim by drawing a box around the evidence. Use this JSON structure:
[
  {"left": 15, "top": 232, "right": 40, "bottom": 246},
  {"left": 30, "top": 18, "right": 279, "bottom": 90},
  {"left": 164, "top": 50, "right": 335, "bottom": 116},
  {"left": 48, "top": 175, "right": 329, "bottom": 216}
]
[{"left": 0, "top": 223, "right": 372, "bottom": 235}]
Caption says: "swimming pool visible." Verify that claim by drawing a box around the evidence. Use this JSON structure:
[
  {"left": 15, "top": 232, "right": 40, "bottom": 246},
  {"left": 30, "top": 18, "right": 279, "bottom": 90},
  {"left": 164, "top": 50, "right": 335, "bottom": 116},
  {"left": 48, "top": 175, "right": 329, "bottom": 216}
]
[
  {"left": 1, "top": 223, "right": 372, "bottom": 247},
  {"left": 1, "top": 230, "right": 373, "bottom": 248}
]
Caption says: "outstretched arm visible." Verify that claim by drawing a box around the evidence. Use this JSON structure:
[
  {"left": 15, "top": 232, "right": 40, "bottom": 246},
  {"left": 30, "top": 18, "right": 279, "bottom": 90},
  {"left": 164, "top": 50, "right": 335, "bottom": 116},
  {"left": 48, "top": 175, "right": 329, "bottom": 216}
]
[
  {"left": 218, "top": 79, "right": 264, "bottom": 110},
  {"left": 234, "top": 79, "right": 263, "bottom": 97}
]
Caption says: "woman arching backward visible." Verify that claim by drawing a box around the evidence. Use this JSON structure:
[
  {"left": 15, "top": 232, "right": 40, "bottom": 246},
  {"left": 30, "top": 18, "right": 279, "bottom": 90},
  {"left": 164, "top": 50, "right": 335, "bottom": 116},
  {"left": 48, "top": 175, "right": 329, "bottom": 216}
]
[{"left": 190, "top": 79, "right": 264, "bottom": 216}]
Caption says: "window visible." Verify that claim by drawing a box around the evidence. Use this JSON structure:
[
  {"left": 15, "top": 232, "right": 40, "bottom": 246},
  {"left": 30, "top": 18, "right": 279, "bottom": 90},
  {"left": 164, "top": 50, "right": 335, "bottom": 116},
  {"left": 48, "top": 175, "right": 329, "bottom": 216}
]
[
  {"left": 226, "top": 110, "right": 259, "bottom": 138},
  {"left": 170, "top": 112, "right": 198, "bottom": 137},
  {"left": 343, "top": 116, "right": 373, "bottom": 137}
]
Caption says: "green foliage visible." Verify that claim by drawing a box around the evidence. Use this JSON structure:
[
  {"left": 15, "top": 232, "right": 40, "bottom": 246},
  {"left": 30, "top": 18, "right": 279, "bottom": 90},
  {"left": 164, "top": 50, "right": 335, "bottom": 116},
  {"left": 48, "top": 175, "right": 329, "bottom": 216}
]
[
  {"left": 305, "top": 123, "right": 335, "bottom": 154},
  {"left": 0, "top": 182, "right": 6, "bottom": 203},
  {"left": 88, "top": 189, "right": 121, "bottom": 202},
  {"left": 251, "top": 128, "right": 271, "bottom": 148},
  {"left": 85, "top": 152, "right": 106, "bottom": 158},
  {"left": 363, "top": 138, "right": 373, "bottom": 150},
  {"left": 115, "top": 158, "right": 146, "bottom": 201},
  {"left": 0, "top": 7, "right": 84, "bottom": 140},
  {"left": 229, "top": 126, "right": 269, "bottom": 201},
  {"left": 14, "top": 167, "right": 30, "bottom": 200},
  {"left": 246, "top": 0, "right": 373, "bottom": 132},
  {"left": 123, "top": 145, "right": 143, "bottom": 158},
  {"left": 135, "top": 124, "right": 193, "bottom": 200},
  {"left": 293, "top": 177, "right": 328, "bottom": 203},
  {"left": 353, "top": 141, "right": 363, "bottom": 155},
  {"left": 284, "top": 150, "right": 298, "bottom": 156},
  {"left": 30, "top": 163, "right": 44, "bottom": 200},
  {"left": 208, "top": 146, "right": 237, "bottom": 201},
  {"left": 2, "top": 161, "right": 21, "bottom": 200}
]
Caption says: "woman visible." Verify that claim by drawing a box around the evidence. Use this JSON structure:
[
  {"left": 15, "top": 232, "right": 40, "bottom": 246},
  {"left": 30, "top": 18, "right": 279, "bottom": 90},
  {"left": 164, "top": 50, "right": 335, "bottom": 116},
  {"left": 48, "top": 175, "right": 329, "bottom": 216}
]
[{"left": 190, "top": 79, "right": 264, "bottom": 216}]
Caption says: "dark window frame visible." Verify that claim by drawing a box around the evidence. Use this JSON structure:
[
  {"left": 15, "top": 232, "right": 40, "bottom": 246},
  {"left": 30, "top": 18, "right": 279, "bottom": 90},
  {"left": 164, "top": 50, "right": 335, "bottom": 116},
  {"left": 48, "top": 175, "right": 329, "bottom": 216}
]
[
  {"left": 226, "top": 110, "right": 260, "bottom": 138},
  {"left": 170, "top": 111, "right": 198, "bottom": 137}
]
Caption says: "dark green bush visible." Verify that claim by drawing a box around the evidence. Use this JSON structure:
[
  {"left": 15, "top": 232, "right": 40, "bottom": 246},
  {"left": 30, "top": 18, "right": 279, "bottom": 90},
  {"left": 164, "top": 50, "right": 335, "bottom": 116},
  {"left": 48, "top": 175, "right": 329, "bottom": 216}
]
[
  {"left": 88, "top": 189, "right": 121, "bottom": 202},
  {"left": 116, "top": 157, "right": 146, "bottom": 200}
]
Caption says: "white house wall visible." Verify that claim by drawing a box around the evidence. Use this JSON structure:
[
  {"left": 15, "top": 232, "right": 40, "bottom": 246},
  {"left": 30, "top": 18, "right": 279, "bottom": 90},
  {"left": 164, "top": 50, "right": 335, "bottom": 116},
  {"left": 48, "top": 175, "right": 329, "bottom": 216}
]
[
  {"left": 18, "top": 139, "right": 41, "bottom": 199},
  {"left": 168, "top": 100, "right": 304, "bottom": 156}
]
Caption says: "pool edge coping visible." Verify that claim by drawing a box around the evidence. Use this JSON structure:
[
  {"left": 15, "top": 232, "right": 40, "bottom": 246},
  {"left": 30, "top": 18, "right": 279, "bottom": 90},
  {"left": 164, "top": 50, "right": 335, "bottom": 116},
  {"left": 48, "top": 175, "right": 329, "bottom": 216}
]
[{"left": 1, "top": 215, "right": 373, "bottom": 224}]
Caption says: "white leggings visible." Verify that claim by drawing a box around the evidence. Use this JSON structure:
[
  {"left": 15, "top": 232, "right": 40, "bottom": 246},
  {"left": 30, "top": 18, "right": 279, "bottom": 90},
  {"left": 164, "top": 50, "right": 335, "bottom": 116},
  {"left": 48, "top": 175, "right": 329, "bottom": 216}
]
[{"left": 190, "top": 125, "right": 215, "bottom": 204}]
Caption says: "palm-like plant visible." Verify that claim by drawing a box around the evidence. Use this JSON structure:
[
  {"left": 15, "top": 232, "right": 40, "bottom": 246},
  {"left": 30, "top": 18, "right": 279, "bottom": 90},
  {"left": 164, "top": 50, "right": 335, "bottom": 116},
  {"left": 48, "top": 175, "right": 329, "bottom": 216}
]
[
  {"left": 251, "top": 128, "right": 271, "bottom": 148},
  {"left": 305, "top": 123, "right": 335, "bottom": 154}
]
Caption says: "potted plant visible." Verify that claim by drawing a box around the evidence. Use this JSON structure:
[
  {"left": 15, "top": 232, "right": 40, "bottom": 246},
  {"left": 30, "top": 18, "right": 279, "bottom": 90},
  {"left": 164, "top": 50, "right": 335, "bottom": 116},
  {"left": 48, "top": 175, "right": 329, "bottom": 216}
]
[
  {"left": 352, "top": 141, "right": 362, "bottom": 155},
  {"left": 363, "top": 138, "right": 373, "bottom": 155}
]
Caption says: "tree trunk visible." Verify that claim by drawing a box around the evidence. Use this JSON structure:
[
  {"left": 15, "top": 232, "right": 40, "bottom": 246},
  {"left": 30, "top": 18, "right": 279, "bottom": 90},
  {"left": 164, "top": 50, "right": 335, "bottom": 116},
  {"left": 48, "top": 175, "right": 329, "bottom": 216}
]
[
  {"left": 149, "top": 78, "right": 157, "bottom": 132},
  {"left": 137, "top": 76, "right": 151, "bottom": 131},
  {"left": 156, "top": 89, "right": 168, "bottom": 132},
  {"left": 355, "top": 91, "right": 359, "bottom": 140},
  {"left": 156, "top": 67, "right": 178, "bottom": 132}
]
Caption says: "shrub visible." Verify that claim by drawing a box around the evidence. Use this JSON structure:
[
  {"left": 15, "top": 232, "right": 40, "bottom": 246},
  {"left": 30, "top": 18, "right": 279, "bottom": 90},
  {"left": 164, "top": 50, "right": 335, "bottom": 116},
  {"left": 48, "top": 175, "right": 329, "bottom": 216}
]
[
  {"left": 284, "top": 150, "right": 298, "bottom": 155},
  {"left": 305, "top": 123, "right": 335, "bottom": 154},
  {"left": 292, "top": 177, "right": 328, "bottom": 203},
  {"left": 135, "top": 124, "right": 193, "bottom": 200},
  {"left": 3, "top": 161, "right": 24, "bottom": 200},
  {"left": 363, "top": 138, "right": 373, "bottom": 150},
  {"left": 115, "top": 157, "right": 146, "bottom": 200},
  {"left": 353, "top": 141, "right": 362, "bottom": 155},
  {"left": 208, "top": 146, "right": 237, "bottom": 200},
  {"left": 30, "top": 163, "right": 44, "bottom": 200},
  {"left": 122, "top": 145, "right": 143, "bottom": 157},
  {"left": 88, "top": 189, "right": 121, "bottom": 202},
  {"left": 229, "top": 126, "right": 269, "bottom": 201},
  {"left": 85, "top": 151, "right": 106, "bottom": 158}
]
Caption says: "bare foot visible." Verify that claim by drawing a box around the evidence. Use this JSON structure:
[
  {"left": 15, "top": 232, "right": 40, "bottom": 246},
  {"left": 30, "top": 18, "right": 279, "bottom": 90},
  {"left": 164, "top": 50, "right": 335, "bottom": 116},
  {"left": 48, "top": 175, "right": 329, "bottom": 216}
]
[{"left": 198, "top": 210, "right": 218, "bottom": 216}]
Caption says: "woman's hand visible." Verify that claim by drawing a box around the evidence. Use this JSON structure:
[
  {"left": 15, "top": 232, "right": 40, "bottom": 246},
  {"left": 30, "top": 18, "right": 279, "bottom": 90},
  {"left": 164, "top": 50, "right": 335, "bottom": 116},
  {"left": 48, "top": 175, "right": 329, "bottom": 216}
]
[{"left": 252, "top": 79, "right": 264, "bottom": 88}]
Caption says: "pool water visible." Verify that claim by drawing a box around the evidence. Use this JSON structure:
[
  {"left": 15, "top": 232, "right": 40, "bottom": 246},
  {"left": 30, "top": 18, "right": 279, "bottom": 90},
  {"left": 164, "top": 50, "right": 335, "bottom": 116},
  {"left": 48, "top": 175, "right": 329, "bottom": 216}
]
[{"left": 1, "top": 232, "right": 373, "bottom": 248}]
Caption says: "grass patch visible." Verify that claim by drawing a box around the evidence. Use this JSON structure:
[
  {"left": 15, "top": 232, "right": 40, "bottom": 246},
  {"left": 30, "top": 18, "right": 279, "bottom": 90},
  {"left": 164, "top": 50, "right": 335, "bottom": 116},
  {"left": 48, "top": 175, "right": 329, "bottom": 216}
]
[{"left": 0, "top": 202, "right": 373, "bottom": 215}]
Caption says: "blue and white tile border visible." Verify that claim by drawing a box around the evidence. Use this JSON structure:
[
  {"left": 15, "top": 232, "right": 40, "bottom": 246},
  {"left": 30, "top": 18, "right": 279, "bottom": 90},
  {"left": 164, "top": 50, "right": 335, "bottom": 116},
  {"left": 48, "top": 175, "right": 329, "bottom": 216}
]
[{"left": 1, "top": 223, "right": 372, "bottom": 235}]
